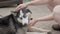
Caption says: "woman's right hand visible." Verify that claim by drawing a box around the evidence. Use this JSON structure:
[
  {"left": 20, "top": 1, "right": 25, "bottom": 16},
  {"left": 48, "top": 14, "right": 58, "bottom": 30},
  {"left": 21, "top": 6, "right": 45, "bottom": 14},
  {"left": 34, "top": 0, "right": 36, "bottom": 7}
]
[{"left": 15, "top": 3, "right": 28, "bottom": 11}]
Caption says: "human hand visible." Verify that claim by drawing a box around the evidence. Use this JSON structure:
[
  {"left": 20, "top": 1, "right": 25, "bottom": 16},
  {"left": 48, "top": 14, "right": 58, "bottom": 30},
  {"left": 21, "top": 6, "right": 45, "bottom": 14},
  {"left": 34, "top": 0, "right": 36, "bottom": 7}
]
[
  {"left": 27, "top": 18, "right": 39, "bottom": 28},
  {"left": 15, "top": 3, "right": 28, "bottom": 11}
]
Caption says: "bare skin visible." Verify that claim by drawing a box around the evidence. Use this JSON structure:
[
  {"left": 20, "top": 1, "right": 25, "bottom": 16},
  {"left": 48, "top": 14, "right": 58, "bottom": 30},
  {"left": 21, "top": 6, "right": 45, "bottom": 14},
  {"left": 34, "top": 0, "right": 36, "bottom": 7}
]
[{"left": 15, "top": 0, "right": 60, "bottom": 28}]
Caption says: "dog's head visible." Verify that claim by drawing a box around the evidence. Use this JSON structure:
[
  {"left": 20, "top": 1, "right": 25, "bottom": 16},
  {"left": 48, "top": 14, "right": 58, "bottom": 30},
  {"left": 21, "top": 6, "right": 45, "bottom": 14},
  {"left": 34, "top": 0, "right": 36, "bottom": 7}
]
[{"left": 11, "top": 9, "right": 32, "bottom": 26}]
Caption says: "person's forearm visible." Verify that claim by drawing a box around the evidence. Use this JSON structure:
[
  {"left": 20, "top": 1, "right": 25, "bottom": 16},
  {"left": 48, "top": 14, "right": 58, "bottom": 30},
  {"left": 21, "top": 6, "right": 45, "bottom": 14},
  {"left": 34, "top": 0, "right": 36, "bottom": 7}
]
[
  {"left": 25, "top": 0, "right": 52, "bottom": 5},
  {"left": 37, "top": 14, "right": 54, "bottom": 21}
]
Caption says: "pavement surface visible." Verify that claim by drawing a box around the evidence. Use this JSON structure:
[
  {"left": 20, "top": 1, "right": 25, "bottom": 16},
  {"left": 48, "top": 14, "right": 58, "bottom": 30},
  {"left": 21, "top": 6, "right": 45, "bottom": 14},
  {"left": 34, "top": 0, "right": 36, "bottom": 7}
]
[{"left": 0, "top": 5, "right": 60, "bottom": 34}]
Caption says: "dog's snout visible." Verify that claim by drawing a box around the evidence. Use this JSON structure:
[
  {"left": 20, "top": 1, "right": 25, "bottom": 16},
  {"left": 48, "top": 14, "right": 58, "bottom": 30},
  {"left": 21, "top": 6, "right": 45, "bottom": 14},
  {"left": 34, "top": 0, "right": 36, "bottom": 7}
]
[
  {"left": 30, "top": 18, "right": 33, "bottom": 20},
  {"left": 20, "top": 17, "right": 22, "bottom": 19},
  {"left": 23, "top": 24, "right": 27, "bottom": 26}
]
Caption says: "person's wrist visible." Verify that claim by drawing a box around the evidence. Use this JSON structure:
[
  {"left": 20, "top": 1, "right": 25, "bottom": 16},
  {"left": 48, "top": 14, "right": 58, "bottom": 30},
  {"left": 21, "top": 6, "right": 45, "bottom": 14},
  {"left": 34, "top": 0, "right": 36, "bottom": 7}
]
[
  {"left": 37, "top": 18, "right": 40, "bottom": 21},
  {"left": 25, "top": 2, "right": 31, "bottom": 6},
  {"left": 25, "top": 3, "right": 29, "bottom": 6},
  {"left": 35, "top": 18, "right": 39, "bottom": 22}
]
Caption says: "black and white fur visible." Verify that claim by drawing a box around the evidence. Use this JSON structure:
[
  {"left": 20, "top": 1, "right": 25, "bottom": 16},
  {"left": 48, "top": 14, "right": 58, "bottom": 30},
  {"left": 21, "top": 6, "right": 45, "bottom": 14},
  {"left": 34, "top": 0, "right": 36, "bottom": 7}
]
[{"left": 0, "top": 8, "right": 32, "bottom": 34}]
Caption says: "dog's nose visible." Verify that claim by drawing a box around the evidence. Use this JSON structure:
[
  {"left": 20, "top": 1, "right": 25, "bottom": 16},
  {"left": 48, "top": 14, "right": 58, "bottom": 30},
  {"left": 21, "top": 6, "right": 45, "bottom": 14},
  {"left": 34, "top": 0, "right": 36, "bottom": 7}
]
[
  {"left": 23, "top": 24, "right": 27, "bottom": 27},
  {"left": 30, "top": 18, "right": 33, "bottom": 20},
  {"left": 20, "top": 17, "right": 22, "bottom": 19}
]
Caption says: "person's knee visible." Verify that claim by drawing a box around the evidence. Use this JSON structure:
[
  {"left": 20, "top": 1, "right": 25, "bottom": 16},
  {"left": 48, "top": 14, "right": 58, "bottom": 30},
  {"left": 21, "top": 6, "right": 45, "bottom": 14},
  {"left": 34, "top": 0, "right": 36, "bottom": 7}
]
[
  {"left": 53, "top": 5, "right": 60, "bottom": 16},
  {"left": 53, "top": 5, "right": 60, "bottom": 23},
  {"left": 53, "top": 5, "right": 60, "bottom": 13}
]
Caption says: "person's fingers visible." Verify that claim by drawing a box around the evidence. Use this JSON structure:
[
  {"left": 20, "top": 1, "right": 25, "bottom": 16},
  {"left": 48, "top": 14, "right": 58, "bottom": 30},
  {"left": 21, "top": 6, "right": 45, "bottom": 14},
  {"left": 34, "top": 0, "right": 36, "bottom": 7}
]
[
  {"left": 15, "top": 4, "right": 28, "bottom": 11},
  {"left": 15, "top": 5, "right": 21, "bottom": 11},
  {"left": 29, "top": 20, "right": 34, "bottom": 26}
]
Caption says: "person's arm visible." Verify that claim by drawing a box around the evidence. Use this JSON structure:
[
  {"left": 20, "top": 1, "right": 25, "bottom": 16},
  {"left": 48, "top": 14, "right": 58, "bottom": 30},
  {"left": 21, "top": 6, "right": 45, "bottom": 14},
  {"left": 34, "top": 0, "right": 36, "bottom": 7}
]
[
  {"left": 15, "top": 0, "right": 53, "bottom": 11},
  {"left": 37, "top": 14, "right": 54, "bottom": 21},
  {"left": 27, "top": 13, "right": 54, "bottom": 28},
  {"left": 25, "top": 0, "right": 53, "bottom": 5}
]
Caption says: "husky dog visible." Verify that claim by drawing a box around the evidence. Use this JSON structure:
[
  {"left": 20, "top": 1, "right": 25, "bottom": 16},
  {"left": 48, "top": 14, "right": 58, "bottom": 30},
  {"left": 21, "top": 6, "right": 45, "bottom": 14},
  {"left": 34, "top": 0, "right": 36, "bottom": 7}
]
[
  {"left": 0, "top": 8, "right": 32, "bottom": 34},
  {"left": 0, "top": 8, "right": 51, "bottom": 34},
  {"left": 13, "top": 8, "right": 51, "bottom": 34}
]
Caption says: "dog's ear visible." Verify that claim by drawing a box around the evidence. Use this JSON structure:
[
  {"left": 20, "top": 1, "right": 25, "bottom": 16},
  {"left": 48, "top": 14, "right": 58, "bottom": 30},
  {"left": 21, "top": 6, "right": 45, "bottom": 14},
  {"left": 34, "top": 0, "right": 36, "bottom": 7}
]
[
  {"left": 26, "top": 9, "right": 32, "bottom": 14},
  {"left": 11, "top": 11, "right": 17, "bottom": 16}
]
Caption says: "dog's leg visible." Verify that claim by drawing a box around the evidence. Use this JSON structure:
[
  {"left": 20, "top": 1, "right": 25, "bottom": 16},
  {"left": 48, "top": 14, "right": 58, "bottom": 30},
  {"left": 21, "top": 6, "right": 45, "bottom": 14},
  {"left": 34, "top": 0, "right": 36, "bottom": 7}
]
[
  {"left": 16, "top": 28, "right": 26, "bottom": 34},
  {"left": 9, "top": 18, "right": 16, "bottom": 33}
]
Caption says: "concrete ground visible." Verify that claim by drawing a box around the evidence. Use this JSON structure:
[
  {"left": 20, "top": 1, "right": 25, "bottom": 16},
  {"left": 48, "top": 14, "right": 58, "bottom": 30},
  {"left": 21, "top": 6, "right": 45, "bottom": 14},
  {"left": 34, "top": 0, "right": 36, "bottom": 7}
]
[{"left": 0, "top": 5, "right": 60, "bottom": 34}]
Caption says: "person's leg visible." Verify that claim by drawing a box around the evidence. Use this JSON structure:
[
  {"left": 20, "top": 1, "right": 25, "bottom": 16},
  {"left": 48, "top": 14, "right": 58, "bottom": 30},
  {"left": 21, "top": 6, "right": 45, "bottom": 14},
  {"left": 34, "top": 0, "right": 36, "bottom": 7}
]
[
  {"left": 27, "top": 26, "right": 51, "bottom": 32},
  {"left": 27, "top": 26, "right": 51, "bottom": 34},
  {"left": 52, "top": 5, "right": 60, "bottom": 31}
]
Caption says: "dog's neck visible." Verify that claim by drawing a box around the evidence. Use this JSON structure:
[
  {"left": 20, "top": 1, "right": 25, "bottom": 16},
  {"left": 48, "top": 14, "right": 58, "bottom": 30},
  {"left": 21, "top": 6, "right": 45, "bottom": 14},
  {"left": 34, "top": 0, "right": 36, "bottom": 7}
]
[{"left": 9, "top": 14, "right": 23, "bottom": 28}]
